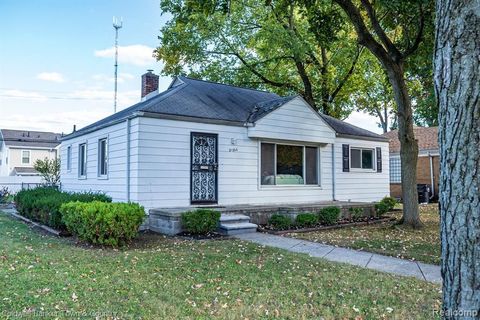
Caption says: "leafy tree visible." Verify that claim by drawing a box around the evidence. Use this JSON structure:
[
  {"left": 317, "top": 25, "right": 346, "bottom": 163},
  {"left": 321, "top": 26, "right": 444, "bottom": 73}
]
[
  {"left": 155, "top": 0, "right": 369, "bottom": 118},
  {"left": 435, "top": 0, "right": 480, "bottom": 314},
  {"left": 34, "top": 158, "right": 60, "bottom": 186},
  {"left": 320, "top": 0, "right": 434, "bottom": 227}
]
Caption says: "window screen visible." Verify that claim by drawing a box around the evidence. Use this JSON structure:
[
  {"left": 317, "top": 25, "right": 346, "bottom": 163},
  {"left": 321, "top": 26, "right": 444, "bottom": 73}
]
[
  {"left": 98, "top": 138, "right": 108, "bottom": 176},
  {"left": 305, "top": 147, "right": 318, "bottom": 185},
  {"left": 79, "top": 144, "right": 87, "bottom": 177},
  {"left": 261, "top": 143, "right": 275, "bottom": 185}
]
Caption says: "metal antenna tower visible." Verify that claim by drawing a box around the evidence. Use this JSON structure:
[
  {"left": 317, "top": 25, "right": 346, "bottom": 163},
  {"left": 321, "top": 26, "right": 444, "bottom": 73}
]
[{"left": 113, "top": 16, "right": 123, "bottom": 113}]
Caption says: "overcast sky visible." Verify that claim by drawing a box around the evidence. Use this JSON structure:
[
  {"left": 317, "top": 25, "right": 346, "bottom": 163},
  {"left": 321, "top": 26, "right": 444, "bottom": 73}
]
[{"left": 0, "top": 0, "right": 383, "bottom": 135}]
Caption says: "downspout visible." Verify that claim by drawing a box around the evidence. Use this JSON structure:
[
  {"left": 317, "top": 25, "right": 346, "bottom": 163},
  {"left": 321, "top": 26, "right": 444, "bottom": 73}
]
[
  {"left": 429, "top": 153, "right": 435, "bottom": 199},
  {"left": 331, "top": 143, "right": 336, "bottom": 201},
  {"left": 126, "top": 118, "right": 131, "bottom": 202}
]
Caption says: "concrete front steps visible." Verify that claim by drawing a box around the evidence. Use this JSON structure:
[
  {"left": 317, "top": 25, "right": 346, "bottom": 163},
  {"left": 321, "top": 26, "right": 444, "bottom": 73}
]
[{"left": 218, "top": 214, "right": 257, "bottom": 235}]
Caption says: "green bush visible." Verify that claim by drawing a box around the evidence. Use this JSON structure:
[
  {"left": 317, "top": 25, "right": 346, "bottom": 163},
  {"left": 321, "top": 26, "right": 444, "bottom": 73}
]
[
  {"left": 375, "top": 196, "right": 398, "bottom": 216},
  {"left": 181, "top": 209, "right": 221, "bottom": 234},
  {"left": 295, "top": 213, "right": 318, "bottom": 227},
  {"left": 268, "top": 214, "right": 293, "bottom": 230},
  {"left": 318, "top": 206, "right": 340, "bottom": 225},
  {"left": 14, "top": 187, "right": 111, "bottom": 231},
  {"left": 349, "top": 207, "right": 364, "bottom": 220},
  {"left": 61, "top": 201, "right": 145, "bottom": 246}
]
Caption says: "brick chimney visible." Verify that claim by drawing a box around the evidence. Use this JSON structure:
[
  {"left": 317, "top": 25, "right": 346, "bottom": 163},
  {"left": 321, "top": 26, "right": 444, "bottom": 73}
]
[{"left": 141, "top": 70, "right": 159, "bottom": 98}]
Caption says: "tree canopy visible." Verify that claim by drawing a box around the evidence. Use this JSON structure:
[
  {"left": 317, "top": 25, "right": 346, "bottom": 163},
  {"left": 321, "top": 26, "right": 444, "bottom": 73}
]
[{"left": 155, "top": 0, "right": 436, "bottom": 125}]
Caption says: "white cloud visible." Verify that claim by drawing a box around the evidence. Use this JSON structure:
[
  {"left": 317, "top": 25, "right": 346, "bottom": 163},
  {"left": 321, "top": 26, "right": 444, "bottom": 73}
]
[
  {"left": 37, "top": 72, "right": 65, "bottom": 83},
  {"left": 1, "top": 89, "right": 47, "bottom": 101},
  {"left": 345, "top": 111, "right": 383, "bottom": 134},
  {"left": 94, "top": 44, "right": 156, "bottom": 66}
]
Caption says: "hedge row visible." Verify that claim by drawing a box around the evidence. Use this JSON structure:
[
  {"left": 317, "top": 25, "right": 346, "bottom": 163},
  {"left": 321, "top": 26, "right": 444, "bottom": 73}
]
[
  {"left": 15, "top": 187, "right": 111, "bottom": 231},
  {"left": 268, "top": 206, "right": 341, "bottom": 230},
  {"left": 60, "top": 201, "right": 145, "bottom": 246}
]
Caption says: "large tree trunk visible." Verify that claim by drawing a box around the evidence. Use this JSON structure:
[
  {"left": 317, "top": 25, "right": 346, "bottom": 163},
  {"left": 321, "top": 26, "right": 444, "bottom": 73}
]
[
  {"left": 435, "top": 0, "right": 480, "bottom": 316},
  {"left": 386, "top": 63, "right": 421, "bottom": 227}
]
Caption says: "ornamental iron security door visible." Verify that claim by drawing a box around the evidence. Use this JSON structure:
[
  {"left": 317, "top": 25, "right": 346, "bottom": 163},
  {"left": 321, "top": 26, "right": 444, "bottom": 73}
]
[{"left": 190, "top": 132, "right": 218, "bottom": 204}]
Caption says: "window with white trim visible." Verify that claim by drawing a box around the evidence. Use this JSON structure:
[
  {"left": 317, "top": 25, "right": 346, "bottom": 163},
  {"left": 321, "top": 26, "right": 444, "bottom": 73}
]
[
  {"left": 98, "top": 138, "right": 108, "bottom": 177},
  {"left": 390, "top": 157, "right": 401, "bottom": 183},
  {"left": 260, "top": 143, "right": 319, "bottom": 186},
  {"left": 21, "top": 150, "right": 30, "bottom": 164},
  {"left": 78, "top": 143, "right": 87, "bottom": 178},
  {"left": 350, "top": 148, "right": 374, "bottom": 170}
]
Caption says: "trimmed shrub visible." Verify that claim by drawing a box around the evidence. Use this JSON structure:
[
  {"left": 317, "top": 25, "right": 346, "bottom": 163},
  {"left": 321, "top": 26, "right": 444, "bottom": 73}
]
[
  {"left": 375, "top": 196, "right": 398, "bottom": 216},
  {"left": 268, "top": 214, "right": 293, "bottom": 230},
  {"left": 349, "top": 207, "right": 364, "bottom": 220},
  {"left": 181, "top": 209, "right": 221, "bottom": 234},
  {"left": 14, "top": 187, "right": 111, "bottom": 231},
  {"left": 295, "top": 213, "right": 318, "bottom": 227},
  {"left": 61, "top": 201, "right": 145, "bottom": 246},
  {"left": 318, "top": 206, "right": 340, "bottom": 225}
]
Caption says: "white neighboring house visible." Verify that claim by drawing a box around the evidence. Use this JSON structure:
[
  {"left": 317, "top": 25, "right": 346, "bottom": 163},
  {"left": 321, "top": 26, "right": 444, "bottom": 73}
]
[
  {"left": 0, "top": 129, "right": 60, "bottom": 176},
  {"left": 60, "top": 73, "right": 390, "bottom": 212}
]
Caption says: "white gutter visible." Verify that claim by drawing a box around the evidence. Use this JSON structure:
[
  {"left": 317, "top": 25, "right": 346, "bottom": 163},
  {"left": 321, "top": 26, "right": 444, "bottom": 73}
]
[
  {"left": 126, "top": 118, "right": 131, "bottom": 202},
  {"left": 332, "top": 143, "right": 336, "bottom": 200},
  {"left": 429, "top": 153, "right": 435, "bottom": 198}
]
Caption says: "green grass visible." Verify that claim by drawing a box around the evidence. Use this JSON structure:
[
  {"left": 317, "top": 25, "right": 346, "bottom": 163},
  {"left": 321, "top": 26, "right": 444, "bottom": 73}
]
[
  {"left": 0, "top": 212, "right": 441, "bottom": 319},
  {"left": 289, "top": 204, "right": 440, "bottom": 265}
]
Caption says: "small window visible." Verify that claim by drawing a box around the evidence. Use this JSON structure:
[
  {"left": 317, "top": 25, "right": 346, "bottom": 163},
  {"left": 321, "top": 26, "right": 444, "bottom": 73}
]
[
  {"left": 67, "top": 146, "right": 72, "bottom": 171},
  {"left": 78, "top": 143, "right": 87, "bottom": 178},
  {"left": 390, "top": 157, "right": 401, "bottom": 183},
  {"left": 98, "top": 138, "right": 108, "bottom": 177},
  {"left": 351, "top": 148, "right": 374, "bottom": 170},
  {"left": 21, "top": 150, "right": 30, "bottom": 164}
]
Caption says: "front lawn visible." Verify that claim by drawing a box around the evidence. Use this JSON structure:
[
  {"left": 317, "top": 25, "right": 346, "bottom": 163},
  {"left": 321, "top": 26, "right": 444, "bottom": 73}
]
[
  {"left": 0, "top": 213, "right": 440, "bottom": 319},
  {"left": 288, "top": 204, "right": 440, "bottom": 265}
]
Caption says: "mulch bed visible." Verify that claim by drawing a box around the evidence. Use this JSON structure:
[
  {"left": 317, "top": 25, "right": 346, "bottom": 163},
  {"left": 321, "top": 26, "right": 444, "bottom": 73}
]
[
  {"left": 258, "top": 216, "right": 397, "bottom": 235},
  {"left": 175, "top": 231, "right": 228, "bottom": 240}
]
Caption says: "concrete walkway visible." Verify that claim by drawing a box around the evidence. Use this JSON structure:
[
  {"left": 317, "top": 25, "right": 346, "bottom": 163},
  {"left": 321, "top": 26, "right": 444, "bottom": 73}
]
[{"left": 234, "top": 232, "right": 441, "bottom": 284}]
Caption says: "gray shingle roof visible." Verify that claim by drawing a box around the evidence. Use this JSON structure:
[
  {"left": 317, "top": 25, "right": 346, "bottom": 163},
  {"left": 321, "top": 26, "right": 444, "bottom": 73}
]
[
  {"left": 0, "top": 129, "right": 61, "bottom": 148},
  {"left": 65, "top": 76, "right": 385, "bottom": 141},
  {"left": 319, "top": 114, "right": 388, "bottom": 141}
]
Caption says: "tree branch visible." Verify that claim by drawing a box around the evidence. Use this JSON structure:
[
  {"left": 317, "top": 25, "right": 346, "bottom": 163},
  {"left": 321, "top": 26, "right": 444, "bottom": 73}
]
[
  {"left": 329, "top": 46, "right": 364, "bottom": 102},
  {"left": 402, "top": 4, "right": 425, "bottom": 57}
]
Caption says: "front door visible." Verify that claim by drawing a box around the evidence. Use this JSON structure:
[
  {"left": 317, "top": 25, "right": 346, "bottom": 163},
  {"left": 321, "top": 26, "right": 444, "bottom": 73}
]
[{"left": 191, "top": 132, "right": 218, "bottom": 204}]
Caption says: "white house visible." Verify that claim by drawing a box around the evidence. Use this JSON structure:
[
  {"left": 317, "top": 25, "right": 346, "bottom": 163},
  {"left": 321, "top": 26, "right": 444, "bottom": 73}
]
[
  {"left": 60, "top": 73, "right": 390, "bottom": 217},
  {"left": 0, "top": 129, "right": 60, "bottom": 176}
]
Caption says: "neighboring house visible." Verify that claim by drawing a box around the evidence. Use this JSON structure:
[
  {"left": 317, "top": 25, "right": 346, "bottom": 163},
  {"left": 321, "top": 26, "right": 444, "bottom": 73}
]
[
  {"left": 0, "top": 129, "right": 61, "bottom": 176},
  {"left": 382, "top": 127, "right": 439, "bottom": 201},
  {"left": 60, "top": 72, "right": 390, "bottom": 213}
]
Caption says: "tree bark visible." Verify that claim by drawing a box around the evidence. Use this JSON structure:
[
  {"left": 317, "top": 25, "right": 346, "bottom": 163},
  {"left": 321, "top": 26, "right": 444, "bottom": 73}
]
[
  {"left": 333, "top": 0, "right": 421, "bottom": 227},
  {"left": 386, "top": 62, "right": 420, "bottom": 227},
  {"left": 435, "top": 0, "right": 480, "bottom": 316}
]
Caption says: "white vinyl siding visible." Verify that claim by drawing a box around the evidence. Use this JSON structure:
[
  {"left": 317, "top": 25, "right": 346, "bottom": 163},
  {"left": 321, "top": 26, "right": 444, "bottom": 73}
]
[
  {"left": 60, "top": 119, "right": 140, "bottom": 203},
  {"left": 248, "top": 97, "right": 335, "bottom": 144},
  {"left": 335, "top": 138, "right": 390, "bottom": 202},
  {"left": 134, "top": 116, "right": 333, "bottom": 211}
]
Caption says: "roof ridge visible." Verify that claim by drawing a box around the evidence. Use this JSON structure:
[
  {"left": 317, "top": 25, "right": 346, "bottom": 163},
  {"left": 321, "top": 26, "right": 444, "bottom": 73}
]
[{"left": 178, "top": 76, "right": 278, "bottom": 95}]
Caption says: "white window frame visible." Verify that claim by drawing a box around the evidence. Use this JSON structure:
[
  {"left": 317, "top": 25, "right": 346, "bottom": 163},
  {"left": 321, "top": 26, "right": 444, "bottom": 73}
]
[
  {"left": 97, "top": 137, "right": 108, "bottom": 179},
  {"left": 78, "top": 143, "right": 87, "bottom": 179},
  {"left": 66, "top": 146, "right": 72, "bottom": 172},
  {"left": 350, "top": 147, "right": 376, "bottom": 171},
  {"left": 258, "top": 140, "right": 321, "bottom": 189},
  {"left": 21, "top": 150, "right": 31, "bottom": 165}
]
